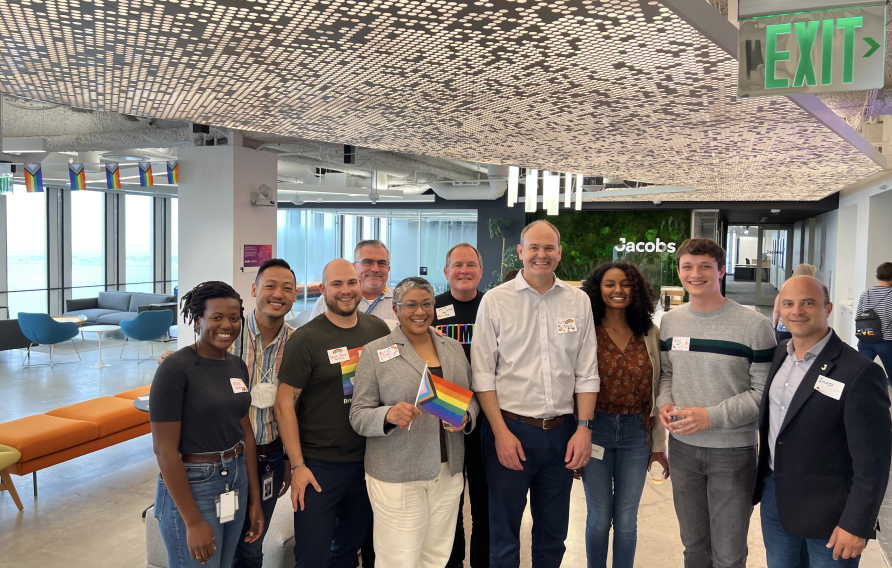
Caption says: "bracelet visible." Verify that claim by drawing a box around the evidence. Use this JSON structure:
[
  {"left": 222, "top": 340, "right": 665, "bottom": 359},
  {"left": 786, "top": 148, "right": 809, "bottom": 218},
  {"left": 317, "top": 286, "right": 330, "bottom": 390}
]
[{"left": 290, "top": 462, "right": 304, "bottom": 473}]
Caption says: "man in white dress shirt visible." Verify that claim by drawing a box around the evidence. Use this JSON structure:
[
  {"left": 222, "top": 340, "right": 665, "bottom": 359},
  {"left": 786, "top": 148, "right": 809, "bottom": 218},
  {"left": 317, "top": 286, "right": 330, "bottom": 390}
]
[
  {"left": 472, "top": 220, "right": 600, "bottom": 568},
  {"left": 310, "top": 239, "right": 396, "bottom": 327}
]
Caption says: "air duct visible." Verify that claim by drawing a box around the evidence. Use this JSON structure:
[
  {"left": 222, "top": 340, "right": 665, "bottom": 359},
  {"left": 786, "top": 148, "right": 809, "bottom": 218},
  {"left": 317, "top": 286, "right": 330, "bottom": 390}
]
[{"left": 427, "top": 164, "right": 508, "bottom": 200}]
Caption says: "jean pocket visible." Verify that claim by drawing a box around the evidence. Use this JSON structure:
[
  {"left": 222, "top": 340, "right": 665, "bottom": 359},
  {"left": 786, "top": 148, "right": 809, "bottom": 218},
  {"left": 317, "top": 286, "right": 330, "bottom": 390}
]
[
  {"left": 184, "top": 464, "right": 216, "bottom": 484},
  {"left": 153, "top": 483, "right": 165, "bottom": 521}
]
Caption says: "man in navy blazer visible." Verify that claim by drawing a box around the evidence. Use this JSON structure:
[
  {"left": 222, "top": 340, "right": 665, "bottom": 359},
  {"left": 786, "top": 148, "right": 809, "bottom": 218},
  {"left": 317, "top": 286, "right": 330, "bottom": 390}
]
[{"left": 754, "top": 276, "right": 891, "bottom": 567}]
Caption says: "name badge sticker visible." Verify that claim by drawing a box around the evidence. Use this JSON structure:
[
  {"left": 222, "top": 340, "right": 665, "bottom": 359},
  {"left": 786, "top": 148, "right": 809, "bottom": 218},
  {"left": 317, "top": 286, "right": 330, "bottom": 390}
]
[
  {"left": 557, "top": 318, "right": 578, "bottom": 334},
  {"left": 591, "top": 444, "right": 605, "bottom": 460},
  {"left": 230, "top": 378, "right": 248, "bottom": 393},
  {"left": 377, "top": 345, "right": 400, "bottom": 363},
  {"left": 815, "top": 375, "right": 845, "bottom": 400},
  {"left": 327, "top": 347, "right": 350, "bottom": 364},
  {"left": 436, "top": 305, "right": 456, "bottom": 320},
  {"left": 672, "top": 337, "right": 691, "bottom": 351}
]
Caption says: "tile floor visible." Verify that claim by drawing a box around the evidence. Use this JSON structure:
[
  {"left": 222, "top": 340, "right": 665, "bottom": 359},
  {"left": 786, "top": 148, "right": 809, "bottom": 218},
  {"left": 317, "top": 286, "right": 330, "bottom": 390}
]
[{"left": 0, "top": 338, "right": 889, "bottom": 568}]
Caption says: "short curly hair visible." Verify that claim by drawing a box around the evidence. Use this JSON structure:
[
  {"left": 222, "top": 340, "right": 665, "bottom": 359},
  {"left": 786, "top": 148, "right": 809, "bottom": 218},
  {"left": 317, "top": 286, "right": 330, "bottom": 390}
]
[{"left": 581, "top": 262, "right": 656, "bottom": 336}]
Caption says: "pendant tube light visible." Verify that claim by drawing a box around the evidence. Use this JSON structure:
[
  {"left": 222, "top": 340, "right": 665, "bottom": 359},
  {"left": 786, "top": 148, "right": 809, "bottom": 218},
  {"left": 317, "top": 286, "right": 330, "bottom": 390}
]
[
  {"left": 575, "top": 173, "right": 584, "bottom": 210},
  {"left": 525, "top": 168, "right": 538, "bottom": 213},
  {"left": 507, "top": 165, "right": 519, "bottom": 207},
  {"left": 544, "top": 170, "right": 559, "bottom": 216},
  {"left": 564, "top": 173, "right": 572, "bottom": 208}
]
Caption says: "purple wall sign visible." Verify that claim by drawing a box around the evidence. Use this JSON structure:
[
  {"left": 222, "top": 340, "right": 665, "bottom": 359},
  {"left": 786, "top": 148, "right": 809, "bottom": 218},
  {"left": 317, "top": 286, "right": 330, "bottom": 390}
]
[{"left": 244, "top": 244, "right": 273, "bottom": 268}]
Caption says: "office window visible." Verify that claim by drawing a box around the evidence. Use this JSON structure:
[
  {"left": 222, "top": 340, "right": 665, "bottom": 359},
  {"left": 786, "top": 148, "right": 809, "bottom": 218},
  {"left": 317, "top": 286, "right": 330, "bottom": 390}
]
[
  {"left": 5, "top": 186, "right": 48, "bottom": 314},
  {"left": 70, "top": 191, "right": 105, "bottom": 299},
  {"left": 278, "top": 210, "right": 338, "bottom": 311},
  {"left": 170, "top": 198, "right": 178, "bottom": 294},
  {"left": 125, "top": 194, "right": 154, "bottom": 292}
]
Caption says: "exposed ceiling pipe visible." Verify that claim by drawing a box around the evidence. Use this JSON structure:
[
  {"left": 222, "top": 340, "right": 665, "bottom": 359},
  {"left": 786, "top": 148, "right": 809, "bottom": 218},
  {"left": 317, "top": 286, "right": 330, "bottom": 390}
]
[
  {"left": 428, "top": 164, "right": 508, "bottom": 200},
  {"left": 275, "top": 154, "right": 373, "bottom": 178},
  {"left": 355, "top": 148, "right": 477, "bottom": 181}
]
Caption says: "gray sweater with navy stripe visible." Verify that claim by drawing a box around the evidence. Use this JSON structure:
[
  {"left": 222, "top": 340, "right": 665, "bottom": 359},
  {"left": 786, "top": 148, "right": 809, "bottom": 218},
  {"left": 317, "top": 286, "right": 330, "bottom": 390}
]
[{"left": 654, "top": 299, "right": 776, "bottom": 448}]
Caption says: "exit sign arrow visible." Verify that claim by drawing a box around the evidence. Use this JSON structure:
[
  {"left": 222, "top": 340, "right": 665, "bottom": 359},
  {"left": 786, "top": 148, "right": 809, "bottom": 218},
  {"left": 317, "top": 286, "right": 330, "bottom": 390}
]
[{"left": 864, "top": 37, "right": 881, "bottom": 57}]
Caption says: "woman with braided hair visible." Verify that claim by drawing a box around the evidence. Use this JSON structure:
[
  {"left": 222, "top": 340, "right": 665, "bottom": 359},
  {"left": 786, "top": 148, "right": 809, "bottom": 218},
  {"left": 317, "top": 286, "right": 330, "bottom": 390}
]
[{"left": 150, "top": 281, "right": 265, "bottom": 567}]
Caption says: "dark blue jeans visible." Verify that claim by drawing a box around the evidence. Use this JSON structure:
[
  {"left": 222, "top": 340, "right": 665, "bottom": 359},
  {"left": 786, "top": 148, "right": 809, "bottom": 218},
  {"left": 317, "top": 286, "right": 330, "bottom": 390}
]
[
  {"left": 292, "top": 457, "right": 372, "bottom": 568},
  {"left": 579, "top": 413, "right": 650, "bottom": 568},
  {"left": 857, "top": 340, "right": 892, "bottom": 385},
  {"left": 155, "top": 454, "right": 248, "bottom": 568},
  {"left": 760, "top": 474, "right": 861, "bottom": 567},
  {"left": 482, "top": 414, "right": 575, "bottom": 568},
  {"left": 233, "top": 447, "right": 286, "bottom": 568}
]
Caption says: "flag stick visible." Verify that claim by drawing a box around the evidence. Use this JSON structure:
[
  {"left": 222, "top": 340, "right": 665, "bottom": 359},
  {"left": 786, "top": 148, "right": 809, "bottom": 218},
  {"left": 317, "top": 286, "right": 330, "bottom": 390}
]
[{"left": 407, "top": 362, "right": 429, "bottom": 431}]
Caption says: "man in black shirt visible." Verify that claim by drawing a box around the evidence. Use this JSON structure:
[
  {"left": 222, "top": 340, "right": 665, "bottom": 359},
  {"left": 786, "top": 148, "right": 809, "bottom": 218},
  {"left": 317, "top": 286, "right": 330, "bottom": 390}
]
[
  {"left": 434, "top": 243, "right": 489, "bottom": 568},
  {"left": 275, "top": 259, "right": 391, "bottom": 568}
]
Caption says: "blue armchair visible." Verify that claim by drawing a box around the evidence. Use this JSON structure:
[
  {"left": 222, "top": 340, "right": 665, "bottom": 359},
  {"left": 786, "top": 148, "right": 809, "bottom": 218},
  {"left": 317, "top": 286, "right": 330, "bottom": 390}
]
[
  {"left": 119, "top": 309, "right": 174, "bottom": 363},
  {"left": 17, "top": 313, "right": 81, "bottom": 367}
]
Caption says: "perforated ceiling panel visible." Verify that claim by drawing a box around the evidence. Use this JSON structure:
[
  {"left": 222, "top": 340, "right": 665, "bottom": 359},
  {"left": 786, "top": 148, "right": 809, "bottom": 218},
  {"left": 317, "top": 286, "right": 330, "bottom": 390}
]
[{"left": 0, "top": 0, "right": 882, "bottom": 200}]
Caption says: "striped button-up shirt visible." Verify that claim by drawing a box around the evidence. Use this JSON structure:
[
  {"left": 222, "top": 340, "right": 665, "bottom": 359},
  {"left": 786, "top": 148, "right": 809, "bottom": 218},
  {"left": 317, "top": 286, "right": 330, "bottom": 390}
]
[
  {"left": 768, "top": 329, "right": 832, "bottom": 470},
  {"left": 231, "top": 310, "right": 296, "bottom": 446}
]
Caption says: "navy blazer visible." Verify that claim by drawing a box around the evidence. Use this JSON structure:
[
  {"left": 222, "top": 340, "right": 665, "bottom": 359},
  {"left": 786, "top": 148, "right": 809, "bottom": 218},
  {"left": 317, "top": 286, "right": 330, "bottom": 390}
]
[{"left": 754, "top": 330, "right": 891, "bottom": 540}]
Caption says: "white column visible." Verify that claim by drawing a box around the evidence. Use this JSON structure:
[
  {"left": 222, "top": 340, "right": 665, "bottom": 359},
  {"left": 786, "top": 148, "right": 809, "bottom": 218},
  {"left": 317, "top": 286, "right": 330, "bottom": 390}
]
[{"left": 176, "top": 146, "right": 277, "bottom": 348}]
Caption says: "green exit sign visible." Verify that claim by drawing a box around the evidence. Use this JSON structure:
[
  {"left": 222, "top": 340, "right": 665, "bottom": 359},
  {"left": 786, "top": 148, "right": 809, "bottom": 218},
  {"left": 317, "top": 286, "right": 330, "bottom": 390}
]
[{"left": 738, "top": 4, "right": 885, "bottom": 97}]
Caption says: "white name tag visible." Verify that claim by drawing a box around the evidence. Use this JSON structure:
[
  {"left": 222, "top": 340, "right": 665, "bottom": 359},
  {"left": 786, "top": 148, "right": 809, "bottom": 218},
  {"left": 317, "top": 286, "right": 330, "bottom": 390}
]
[
  {"left": 815, "top": 375, "right": 844, "bottom": 400},
  {"left": 377, "top": 345, "right": 400, "bottom": 362},
  {"left": 591, "top": 444, "right": 605, "bottom": 460},
  {"left": 672, "top": 337, "right": 691, "bottom": 351},
  {"left": 557, "top": 318, "right": 578, "bottom": 333},
  {"left": 230, "top": 378, "right": 248, "bottom": 393},
  {"left": 436, "top": 305, "right": 456, "bottom": 320},
  {"left": 327, "top": 347, "right": 350, "bottom": 364}
]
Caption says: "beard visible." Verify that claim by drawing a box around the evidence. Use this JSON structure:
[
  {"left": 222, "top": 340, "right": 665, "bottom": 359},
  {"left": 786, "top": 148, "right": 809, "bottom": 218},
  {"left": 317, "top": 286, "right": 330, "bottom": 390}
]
[{"left": 325, "top": 293, "right": 360, "bottom": 317}]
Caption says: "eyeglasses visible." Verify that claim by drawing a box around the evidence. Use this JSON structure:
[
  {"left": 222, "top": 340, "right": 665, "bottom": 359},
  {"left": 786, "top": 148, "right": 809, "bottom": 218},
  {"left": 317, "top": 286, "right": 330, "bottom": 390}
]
[
  {"left": 395, "top": 301, "right": 435, "bottom": 311},
  {"left": 356, "top": 259, "right": 390, "bottom": 268}
]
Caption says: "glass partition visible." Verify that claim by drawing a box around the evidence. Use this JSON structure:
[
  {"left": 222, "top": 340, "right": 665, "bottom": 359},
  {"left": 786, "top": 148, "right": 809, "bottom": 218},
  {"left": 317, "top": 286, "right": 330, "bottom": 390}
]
[
  {"left": 5, "top": 186, "right": 47, "bottom": 314},
  {"left": 70, "top": 191, "right": 105, "bottom": 299},
  {"left": 124, "top": 194, "right": 154, "bottom": 292},
  {"left": 170, "top": 197, "right": 178, "bottom": 294}
]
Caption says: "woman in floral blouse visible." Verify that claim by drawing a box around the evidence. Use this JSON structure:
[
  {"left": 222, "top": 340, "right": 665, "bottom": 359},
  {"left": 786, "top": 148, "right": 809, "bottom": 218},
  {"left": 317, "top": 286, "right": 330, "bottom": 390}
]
[{"left": 579, "top": 262, "right": 668, "bottom": 568}]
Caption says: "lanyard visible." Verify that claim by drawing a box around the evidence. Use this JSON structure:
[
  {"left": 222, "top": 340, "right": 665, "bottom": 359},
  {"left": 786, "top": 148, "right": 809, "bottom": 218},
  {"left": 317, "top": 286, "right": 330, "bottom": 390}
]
[{"left": 365, "top": 292, "right": 385, "bottom": 314}]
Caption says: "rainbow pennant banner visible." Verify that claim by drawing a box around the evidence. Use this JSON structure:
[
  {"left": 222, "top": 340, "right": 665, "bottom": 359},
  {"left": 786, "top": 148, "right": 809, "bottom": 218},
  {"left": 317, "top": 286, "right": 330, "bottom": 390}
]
[
  {"left": 166, "top": 161, "right": 179, "bottom": 184},
  {"left": 24, "top": 163, "right": 44, "bottom": 192},
  {"left": 105, "top": 164, "right": 121, "bottom": 189},
  {"left": 414, "top": 364, "right": 473, "bottom": 428},
  {"left": 138, "top": 162, "right": 154, "bottom": 187},
  {"left": 68, "top": 164, "right": 86, "bottom": 191}
]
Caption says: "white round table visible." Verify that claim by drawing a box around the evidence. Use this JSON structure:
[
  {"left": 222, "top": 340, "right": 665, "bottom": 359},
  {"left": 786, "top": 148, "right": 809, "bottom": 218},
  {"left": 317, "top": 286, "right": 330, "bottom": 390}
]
[{"left": 79, "top": 324, "right": 121, "bottom": 369}]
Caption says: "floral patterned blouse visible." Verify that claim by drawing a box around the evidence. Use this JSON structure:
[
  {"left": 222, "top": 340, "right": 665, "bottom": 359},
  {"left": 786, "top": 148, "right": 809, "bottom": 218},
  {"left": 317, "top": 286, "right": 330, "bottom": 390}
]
[{"left": 595, "top": 325, "right": 654, "bottom": 445}]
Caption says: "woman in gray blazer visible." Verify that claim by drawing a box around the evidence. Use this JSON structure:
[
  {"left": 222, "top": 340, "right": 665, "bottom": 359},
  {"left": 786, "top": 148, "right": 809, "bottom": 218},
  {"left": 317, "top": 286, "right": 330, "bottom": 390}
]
[{"left": 350, "top": 276, "right": 479, "bottom": 568}]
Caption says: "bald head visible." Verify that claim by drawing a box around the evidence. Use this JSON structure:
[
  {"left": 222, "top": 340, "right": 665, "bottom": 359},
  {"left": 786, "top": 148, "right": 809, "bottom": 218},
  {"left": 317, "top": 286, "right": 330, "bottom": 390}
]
[
  {"left": 322, "top": 259, "right": 358, "bottom": 287},
  {"left": 779, "top": 275, "right": 832, "bottom": 342},
  {"left": 320, "top": 259, "right": 361, "bottom": 317}
]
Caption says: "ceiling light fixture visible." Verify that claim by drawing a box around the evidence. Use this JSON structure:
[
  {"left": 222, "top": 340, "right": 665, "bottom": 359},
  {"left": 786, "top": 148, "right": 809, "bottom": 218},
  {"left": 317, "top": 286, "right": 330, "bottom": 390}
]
[
  {"left": 507, "top": 165, "right": 519, "bottom": 207},
  {"left": 543, "top": 171, "right": 560, "bottom": 216},
  {"left": 525, "top": 168, "right": 538, "bottom": 213},
  {"left": 575, "top": 174, "right": 583, "bottom": 211},
  {"left": 564, "top": 173, "right": 572, "bottom": 208}
]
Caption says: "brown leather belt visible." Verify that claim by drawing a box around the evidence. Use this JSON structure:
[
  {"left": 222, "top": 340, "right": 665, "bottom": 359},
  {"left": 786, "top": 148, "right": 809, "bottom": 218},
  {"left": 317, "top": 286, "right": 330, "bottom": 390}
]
[
  {"left": 256, "top": 437, "right": 282, "bottom": 456},
  {"left": 500, "top": 410, "right": 569, "bottom": 430},
  {"left": 181, "top": 443, "right": 244, "bottom": 463}
]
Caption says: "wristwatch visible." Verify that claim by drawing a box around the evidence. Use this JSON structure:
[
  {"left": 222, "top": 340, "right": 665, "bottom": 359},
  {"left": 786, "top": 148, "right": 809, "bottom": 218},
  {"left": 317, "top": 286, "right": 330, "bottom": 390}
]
[{"left": 577, "top": 419, "right": 595, "bottom": 429}]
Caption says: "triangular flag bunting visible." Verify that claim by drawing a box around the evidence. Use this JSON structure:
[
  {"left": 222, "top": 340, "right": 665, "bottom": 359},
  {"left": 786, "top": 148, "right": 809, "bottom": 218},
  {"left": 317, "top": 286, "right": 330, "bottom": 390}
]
[
  {"left": 166, "top": 161, "right": 178, "bottom": 184},
  {"left": 24, "top": 163, "right": 44, "bottom": 192},
  {"left": 105, "top": 163, "right": 121, "bottom": 189},
  {"left": 68, "top": 164, "right": 86, "bottom": 190},
  {"left": 138, "top": 162, "right": 154, "bottom": 187}
]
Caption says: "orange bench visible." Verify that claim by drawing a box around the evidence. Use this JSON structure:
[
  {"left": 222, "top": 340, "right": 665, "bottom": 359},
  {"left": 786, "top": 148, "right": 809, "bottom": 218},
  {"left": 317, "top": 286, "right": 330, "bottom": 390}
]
[{"left": 0, "top": 385, "right": 152, "bottom": 502}]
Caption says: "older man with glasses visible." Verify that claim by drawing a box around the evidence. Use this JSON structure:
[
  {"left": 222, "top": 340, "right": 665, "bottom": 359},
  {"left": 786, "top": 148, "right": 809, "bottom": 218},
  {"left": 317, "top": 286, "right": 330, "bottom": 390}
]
[{"left": 311, "top": 239, "right": 396, "bottom": 327}]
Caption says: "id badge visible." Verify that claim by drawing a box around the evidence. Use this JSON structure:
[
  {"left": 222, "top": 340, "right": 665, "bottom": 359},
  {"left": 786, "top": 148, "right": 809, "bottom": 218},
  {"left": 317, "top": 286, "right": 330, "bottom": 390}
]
[
  {"left": 262, "top": 471, "right": 274, "bottom": 501},
  {"left": 215, "top": 489, "right": 239, "bottom": 523}
]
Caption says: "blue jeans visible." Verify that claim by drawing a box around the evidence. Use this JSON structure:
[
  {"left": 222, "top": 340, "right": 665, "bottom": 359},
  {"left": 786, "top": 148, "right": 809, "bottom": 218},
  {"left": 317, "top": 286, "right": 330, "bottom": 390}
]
[
  {"left": 761, "top": 474, "right": 861, "bottom": 567},
  {"left": 155, "top": 454, "right": 249, "bottom": 568},
  {"left": 233, "top": 447, "right": 286, "bottom": 568},
  {"left": 482, "top": 414, "right": 576, "bottom": 568},
  {"left": 857, "top": 340, "right": 892, "bottom": 385},
  {"left": 579, "top": 413, "right": 650, "bottom": 568},
  {"left": 292, "top": 457, "right": 372, "bottom": 568}
]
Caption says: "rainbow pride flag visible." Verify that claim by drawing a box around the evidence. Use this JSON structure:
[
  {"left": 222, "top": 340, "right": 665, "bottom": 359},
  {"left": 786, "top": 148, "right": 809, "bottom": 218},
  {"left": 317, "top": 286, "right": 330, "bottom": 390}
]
[
  {"left": 68, "top": 164, "right": 86, "bottom": 190},
  {"left": 138, "top": 162, "right": 154, "bottom": 187},
  {"left": 24, "top": 163, "right": 43, "bottom": 192},
  {"left": 167, "top": 161, "right": 179, "bottom": 184},
  {"left": 340, "top": 346, "right": 363, "bottom": 396},
  {"left": 105, "top": 164, "right": 121, "bottom": 189},
  {"left": 415, "top": 365, "right": 473, "bottom": 428}
]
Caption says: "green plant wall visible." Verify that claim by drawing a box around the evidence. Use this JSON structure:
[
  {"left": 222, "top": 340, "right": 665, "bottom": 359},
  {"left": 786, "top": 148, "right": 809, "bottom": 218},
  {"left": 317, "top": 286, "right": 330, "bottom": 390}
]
[{"left": 533, "top": 210, "right": 689, "bottom": 293}]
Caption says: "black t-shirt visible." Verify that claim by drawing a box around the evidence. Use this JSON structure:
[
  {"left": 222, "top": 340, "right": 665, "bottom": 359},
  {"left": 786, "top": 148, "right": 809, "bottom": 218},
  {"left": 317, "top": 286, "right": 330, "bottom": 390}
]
[
  {"left": 149, "top": 347, "right": 252, "bottom": 455},
  {"left": 433, "top": 290, "right": 483, "bottom": 362},
  {"left": 278, "top": 311, "right": 391, "bottom": 462}
]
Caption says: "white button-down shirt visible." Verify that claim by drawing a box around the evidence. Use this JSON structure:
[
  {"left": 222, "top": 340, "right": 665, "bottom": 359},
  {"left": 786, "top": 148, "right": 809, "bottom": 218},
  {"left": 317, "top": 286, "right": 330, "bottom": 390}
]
[{"left": 471, "top": 271, "right": 599, "bottom": 418}]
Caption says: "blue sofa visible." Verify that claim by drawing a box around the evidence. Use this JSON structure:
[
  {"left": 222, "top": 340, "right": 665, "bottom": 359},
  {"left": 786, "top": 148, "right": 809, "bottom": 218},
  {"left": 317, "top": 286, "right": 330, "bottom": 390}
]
[{"left": 63, "top": 291, "right": 176, "bottom": 325}]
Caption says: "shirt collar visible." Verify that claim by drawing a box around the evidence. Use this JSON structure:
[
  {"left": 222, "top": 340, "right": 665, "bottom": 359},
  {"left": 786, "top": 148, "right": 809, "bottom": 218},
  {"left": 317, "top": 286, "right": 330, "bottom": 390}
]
[
  {"left": 514, "top": 270, "right": 566, "bottom": 294},
  {"left": 362, "top": 286, "right": 393, "bottom": 300},
  {"left": 784, "top": 328, "right": 833, "bottom": 361},
  {"left": 246, "top": 309, "right": 288, "bottom": 348}
]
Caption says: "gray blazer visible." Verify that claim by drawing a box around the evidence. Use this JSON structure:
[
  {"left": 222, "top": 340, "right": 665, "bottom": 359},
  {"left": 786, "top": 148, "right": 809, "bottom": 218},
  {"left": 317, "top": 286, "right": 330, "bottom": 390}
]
[{"left": 350, "top": 326, "right": 480, "bottom": 483}]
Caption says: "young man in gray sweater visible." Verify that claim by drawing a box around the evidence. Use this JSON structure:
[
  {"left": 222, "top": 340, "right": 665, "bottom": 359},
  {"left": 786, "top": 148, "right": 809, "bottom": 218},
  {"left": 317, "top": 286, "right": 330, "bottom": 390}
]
[{"left": 656, "top": 238, "right": 776, "bottom": 568}]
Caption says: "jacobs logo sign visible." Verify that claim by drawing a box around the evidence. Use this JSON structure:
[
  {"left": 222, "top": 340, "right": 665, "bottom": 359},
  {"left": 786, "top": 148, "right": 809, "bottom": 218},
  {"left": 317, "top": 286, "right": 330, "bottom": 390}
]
[{"left": 614, "top": 238, "right": 677, "bottom": 253}]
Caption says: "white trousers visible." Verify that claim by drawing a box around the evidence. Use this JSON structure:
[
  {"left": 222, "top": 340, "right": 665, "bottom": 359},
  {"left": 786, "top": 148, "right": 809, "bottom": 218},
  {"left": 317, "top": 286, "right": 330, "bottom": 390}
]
[{"left": 366, "top": 463, "right": 465, "bottom": 568}]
